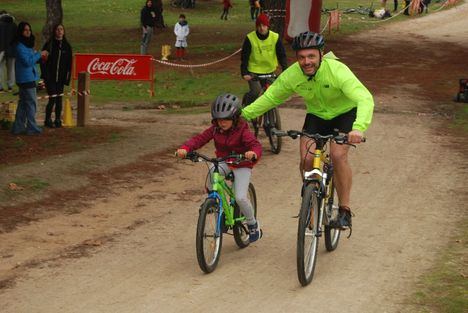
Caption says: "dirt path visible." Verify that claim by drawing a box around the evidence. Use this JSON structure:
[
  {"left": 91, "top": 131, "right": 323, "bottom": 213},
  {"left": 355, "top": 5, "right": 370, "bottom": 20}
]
[{"left": 1, "top": 4, "right": 467, "bottom": 312}]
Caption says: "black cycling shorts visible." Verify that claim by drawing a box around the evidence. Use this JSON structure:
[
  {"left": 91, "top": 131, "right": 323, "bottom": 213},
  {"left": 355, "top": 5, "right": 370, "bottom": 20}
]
[{"left": 302, "top": 108, "right": 357, "bottom": 135}]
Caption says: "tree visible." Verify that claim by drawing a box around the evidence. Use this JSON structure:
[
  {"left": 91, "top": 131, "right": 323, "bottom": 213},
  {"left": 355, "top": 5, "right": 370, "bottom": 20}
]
[
  {"left": 263, "top": 0, "right": 286, "bottom": 37},
  {"left": 43, "top": 0, "right": 63, "bottom": 41}
]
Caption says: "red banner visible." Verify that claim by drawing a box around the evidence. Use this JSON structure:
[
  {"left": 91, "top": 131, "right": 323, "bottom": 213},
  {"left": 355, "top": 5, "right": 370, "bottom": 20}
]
[
  {"left": 285, "top": 0, "right": 322, "bottom": 41},
  {"left": 73, "top": 53, "right": 153, "bottom": 81},
  {"left": 328, "top": 10, "right": 340, "bottom": 34}
]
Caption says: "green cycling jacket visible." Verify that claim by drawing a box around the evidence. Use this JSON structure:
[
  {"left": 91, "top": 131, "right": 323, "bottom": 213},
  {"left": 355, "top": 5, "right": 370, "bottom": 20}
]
[{"left": 241, "top": 52, "right": 374, "bottom": 132}]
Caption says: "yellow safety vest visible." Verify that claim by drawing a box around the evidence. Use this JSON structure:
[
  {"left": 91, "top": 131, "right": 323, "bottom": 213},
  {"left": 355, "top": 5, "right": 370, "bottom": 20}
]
[{"left": 247, "top": 30, "right": 279, "bottom": 74}]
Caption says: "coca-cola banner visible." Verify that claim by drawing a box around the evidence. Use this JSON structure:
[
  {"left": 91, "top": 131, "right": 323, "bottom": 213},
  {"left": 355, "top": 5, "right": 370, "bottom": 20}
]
[{"left": 73, "top": 53, "right": 153, "bottom": 81}]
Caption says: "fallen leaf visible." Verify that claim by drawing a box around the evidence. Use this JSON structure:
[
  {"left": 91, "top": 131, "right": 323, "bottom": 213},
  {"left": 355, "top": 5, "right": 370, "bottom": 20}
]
[
  {"left": 8, "top": 183, "right": 24, "bottom": 191},
  {"left": 83, "top": 239, "right": 103, "bottom": 246}
]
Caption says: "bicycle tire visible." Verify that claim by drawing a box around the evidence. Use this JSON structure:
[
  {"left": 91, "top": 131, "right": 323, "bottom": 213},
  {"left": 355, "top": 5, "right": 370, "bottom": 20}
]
[
  {"left": 265, "top": 108, "right": 282, "bottom": 154},
  {"left": 324, "top": 179, "right": 341, "bottom": 251},
  {"left": 297, "top": 183, "right": 320, "bottom": 286},
  {"left": 233, "top": 183, "right": 257, "bottom": 248},
  {"left": 196, "top": 198, "right": 223, "bottom": 273}
]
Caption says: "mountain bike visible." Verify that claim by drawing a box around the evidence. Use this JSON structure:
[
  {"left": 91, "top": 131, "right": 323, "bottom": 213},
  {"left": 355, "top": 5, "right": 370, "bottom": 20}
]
[
  {"left": 274, "top": 129, "right": 365, "bottom": 286},
  {"left": 242, "top": 73, "right": 282, "bottom": 154},
  {"left": 183, "top": 151, "right": 257, "bottom": 273}
]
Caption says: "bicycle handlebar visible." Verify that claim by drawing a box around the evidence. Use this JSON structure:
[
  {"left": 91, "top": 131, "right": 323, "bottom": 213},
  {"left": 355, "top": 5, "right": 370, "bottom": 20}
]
[
  {"left": 272, "top": 129, "right": 366, "bottom": 145},
  {"left": 250, "top": 73, "right": 277, "bottom": 80},
  {"left": 185, "top": 151, "right": 255, "bottom": 164}
]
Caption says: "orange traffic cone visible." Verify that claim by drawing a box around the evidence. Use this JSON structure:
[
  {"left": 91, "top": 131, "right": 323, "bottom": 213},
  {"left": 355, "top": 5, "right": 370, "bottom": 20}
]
[{"left": 62, "top": 98, "right": 75, "bottom": 127}]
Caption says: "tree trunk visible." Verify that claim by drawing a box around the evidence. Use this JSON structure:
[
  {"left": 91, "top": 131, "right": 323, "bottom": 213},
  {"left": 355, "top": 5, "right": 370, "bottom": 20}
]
[
  {"left": 263, "top": 0, "right": 286, "bottom": 37},
  {"left": 43, "top": 0, "right": 63, "bottom": 41}
]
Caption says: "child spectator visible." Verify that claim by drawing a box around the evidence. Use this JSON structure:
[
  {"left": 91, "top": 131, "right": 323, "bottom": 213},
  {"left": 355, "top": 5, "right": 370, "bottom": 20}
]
[
  {"left": 174, "top": 14, "right": 189, "bottom": 60},
  {"left": 221, "top": 0, "right": 233, "bottom": 21}
]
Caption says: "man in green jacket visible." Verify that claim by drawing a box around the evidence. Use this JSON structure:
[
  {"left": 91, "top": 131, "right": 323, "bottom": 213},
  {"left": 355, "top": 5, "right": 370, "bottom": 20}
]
[{"left": 241, "top": 31, "right": 374, "bottom": 229}]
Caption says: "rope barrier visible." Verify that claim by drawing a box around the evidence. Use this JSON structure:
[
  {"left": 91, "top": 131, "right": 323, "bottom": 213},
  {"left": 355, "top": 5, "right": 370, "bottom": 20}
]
[
  {"left": 366, "top": 3, "right": 411, "bottom": 23},
  {"left": 333, "top": 0, "right": 457, "bottom": 24},
  {"left": 153, "top": 48, "right": 242, "bottom": 68},
  {"left": 320, "top": 15, "right": 331, "bottom": 34},
  {"left": 0, "top": 89, "right": 90, "bottom": 106}
]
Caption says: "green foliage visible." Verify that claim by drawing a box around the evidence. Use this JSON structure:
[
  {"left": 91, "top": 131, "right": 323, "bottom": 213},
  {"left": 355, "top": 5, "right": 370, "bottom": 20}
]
[
  {"left": 2, "top": 0, "right": 400, "bottom": 107},
  {"left": 451, "top": 104, "right": 468, "bottom": 133},
  {"left": 12, "top": 177, "right": 50, "bottom": 191},
  {"left": 411, "top": 220, "right": 468, "bottom": 313}
]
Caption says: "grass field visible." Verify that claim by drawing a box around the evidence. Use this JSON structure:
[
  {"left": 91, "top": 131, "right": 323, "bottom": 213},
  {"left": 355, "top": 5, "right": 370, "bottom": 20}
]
[{"left": 1, "top": 0, "right": 443, "bottom": 107}]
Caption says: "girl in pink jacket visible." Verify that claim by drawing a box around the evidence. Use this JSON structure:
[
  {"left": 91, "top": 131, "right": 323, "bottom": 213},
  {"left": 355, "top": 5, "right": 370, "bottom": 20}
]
[{"left": 176, "top": 93, "right": 263, "bottom": 242}]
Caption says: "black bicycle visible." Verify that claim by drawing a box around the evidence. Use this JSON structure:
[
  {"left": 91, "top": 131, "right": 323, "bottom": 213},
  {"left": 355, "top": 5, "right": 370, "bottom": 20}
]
[{"left": 242, "top": 73, "right": 282, "bottom": 154}]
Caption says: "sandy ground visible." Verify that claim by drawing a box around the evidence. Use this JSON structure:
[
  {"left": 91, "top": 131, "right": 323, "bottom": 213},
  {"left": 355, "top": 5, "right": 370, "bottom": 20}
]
[{"left": 0, "top": 3, "right": 467, "bottom": 313}]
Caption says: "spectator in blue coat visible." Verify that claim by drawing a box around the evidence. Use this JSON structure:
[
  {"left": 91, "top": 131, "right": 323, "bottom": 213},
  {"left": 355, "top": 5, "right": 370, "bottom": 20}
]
[{"left": 11, "top": 22, "right": 47, "bottom": 135}]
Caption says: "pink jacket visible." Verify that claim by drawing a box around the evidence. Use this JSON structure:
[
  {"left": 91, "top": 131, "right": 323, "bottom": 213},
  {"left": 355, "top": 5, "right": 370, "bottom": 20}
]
[
  {"left": 180, "top": 120, "right": 262, "bottom": 169},
  {"left": 223, "top": 0, "right": 233, "bottom": 9}
]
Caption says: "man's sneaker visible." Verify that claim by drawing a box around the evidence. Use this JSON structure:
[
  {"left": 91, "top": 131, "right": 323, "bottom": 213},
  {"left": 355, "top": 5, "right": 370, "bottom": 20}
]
[
  {"left": 248, "top": 222, "right": 262, "bottom": 243},
  {"left": 337, "top": 206, "right": 353, "bottom": 228}
]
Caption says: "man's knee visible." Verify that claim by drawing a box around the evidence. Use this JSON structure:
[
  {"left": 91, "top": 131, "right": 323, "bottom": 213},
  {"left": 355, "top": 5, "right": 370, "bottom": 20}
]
[{"left": 330, "top": 148, "right": 349, "bottom": 164}]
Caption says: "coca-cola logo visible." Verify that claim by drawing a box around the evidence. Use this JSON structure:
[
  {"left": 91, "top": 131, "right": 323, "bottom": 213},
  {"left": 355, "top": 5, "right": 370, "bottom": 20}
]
[{"left": 87, "top": 58, "right": 137, "bottom": 76}]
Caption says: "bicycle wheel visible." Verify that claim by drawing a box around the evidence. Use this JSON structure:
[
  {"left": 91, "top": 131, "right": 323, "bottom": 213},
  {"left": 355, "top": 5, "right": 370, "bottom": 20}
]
[
  {"left": 324, "top": 179, "right": 341, "bottom": 251},
  {"left": 196, "top": 198, "right": 223, "bottom": 273},
  {"left": 233, "top": 183, "right": 257, "bottom": 248},
  {"left": 297, "top": 183, "right": 320, "bottom": 286},
  {"left": 265, "top": 108, "right": 282, "bottom": 154}
]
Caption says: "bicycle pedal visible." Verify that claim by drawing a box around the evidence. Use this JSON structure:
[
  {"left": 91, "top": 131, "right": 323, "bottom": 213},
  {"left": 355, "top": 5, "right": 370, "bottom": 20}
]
[{"left": 291, "top": 215, "right": 299, "bottom": 219}]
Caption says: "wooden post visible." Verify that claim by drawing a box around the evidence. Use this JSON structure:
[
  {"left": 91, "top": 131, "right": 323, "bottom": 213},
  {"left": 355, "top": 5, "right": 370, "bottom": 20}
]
[{"left": 77, "top": 71, "right": 90, "bottom": 127}]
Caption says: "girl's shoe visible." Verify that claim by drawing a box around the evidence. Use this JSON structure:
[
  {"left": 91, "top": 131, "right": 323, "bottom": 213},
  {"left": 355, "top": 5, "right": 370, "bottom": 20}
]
[{"left": 248, "top": 222, "right": 262, "bottom": 243}]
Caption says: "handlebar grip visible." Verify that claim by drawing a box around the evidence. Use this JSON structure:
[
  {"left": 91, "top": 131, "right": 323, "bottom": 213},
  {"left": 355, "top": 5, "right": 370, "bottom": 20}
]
[{"left": 272, "top": 129, "right": 288, "bottom": 137}]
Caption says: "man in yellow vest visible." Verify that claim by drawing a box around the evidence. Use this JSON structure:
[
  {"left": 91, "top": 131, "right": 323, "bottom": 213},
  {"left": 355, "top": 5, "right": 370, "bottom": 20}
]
[{"left": 240, "top": 13, "right": 288, "bottom": 107}]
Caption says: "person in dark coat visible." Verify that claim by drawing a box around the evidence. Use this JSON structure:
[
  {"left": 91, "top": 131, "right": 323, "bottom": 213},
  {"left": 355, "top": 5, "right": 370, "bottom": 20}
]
[
  {"left": 41, "top": 24, "right": 72, "bottom": 128},
  {"left": 11, "top": 22, "right": 48, "bottom": 135},
  {"left": 153, "top": 0, "right": 166, "bottom": 28},
  {"left": 140, "top": 0, "right": 156, "bottom": 54},
  {"left": 0, "top": 11, "right": 17, "bottom": 92}
]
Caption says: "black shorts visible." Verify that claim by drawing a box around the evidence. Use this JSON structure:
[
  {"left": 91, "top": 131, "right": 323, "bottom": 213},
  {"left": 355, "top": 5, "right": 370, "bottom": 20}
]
[{"left": 302, "top": 108, "right": 357, "bottom": 135}]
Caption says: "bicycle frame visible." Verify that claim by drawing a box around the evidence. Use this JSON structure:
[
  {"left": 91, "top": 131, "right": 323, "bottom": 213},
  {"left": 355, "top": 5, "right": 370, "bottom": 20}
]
[
  {"left": 303, "top": 139, "right": 334, "bottom": 232},
  {"left": 205, "top": 166, "right": 247, "bottom": 236}
]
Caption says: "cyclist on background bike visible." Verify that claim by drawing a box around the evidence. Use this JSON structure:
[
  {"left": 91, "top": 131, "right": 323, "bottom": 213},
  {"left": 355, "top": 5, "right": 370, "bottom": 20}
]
[
  {"left": 176, "top": 94, "right": 263, "bottom": 242},
  {"left": 241, "top": 13, "right": 288, "bottom": 107},
  {"left": 241, "top": 31, "right": 374, "bottom": 229}
]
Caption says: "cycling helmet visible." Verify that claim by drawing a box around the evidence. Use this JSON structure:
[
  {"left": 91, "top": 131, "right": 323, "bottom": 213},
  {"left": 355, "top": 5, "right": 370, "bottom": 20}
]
[
  {"left": 292, "top": 31, "right": 325, "bottom": 51},
  {"left": 211, "top": 93, "right": 241, "bottom": 120}
]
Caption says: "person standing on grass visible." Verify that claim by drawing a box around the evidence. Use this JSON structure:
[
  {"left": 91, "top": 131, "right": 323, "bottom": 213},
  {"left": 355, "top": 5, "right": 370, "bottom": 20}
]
[
  {"left": 174, "top": 14, "right": 189, "bottom": 61},
  {"left": 140, "top": 0, "right": 156, "bottom": 55},
  {"left": 221, "top": 0, "right": 233, "bottom": 21},
  {"left": 249, "top": 0, "right": 260, "bottom": 20},
  {"left": 41, "top": 24, "right": 72, "bottom": 128},
  {"left": 0, "top": 10, "right": 17, "bottom": 93},
  {"left": 11, "top": 22, "right": 48, "bottom": 135},
  {"left": 154, "top": 0, "right": 166, "bottom": 28}
]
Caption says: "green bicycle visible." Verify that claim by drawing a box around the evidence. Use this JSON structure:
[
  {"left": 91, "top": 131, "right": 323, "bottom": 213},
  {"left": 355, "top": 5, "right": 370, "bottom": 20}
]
[{"left": 183, "top": 151, "right": 257, "bottom": 273}]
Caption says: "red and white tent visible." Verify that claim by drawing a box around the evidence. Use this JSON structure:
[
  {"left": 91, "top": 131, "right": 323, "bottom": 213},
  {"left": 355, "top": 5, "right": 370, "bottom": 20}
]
[{"left": 284, "top": 0, "right": 322, "bottom": 41}]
